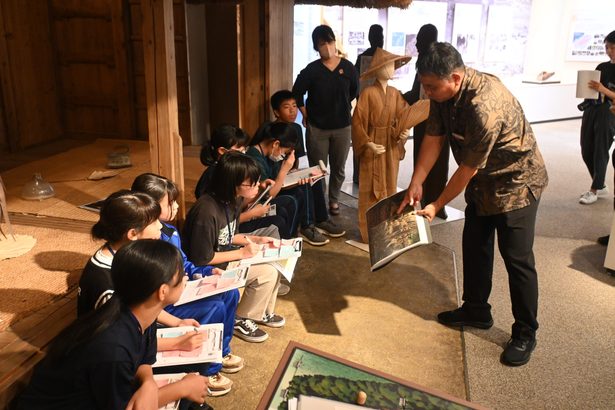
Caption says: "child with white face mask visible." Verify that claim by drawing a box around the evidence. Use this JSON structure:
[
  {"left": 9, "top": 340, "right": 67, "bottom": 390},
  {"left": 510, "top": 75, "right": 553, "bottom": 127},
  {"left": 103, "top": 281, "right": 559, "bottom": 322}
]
[{"left": 246, "top": 122, "right": 345, "bottom": 246}]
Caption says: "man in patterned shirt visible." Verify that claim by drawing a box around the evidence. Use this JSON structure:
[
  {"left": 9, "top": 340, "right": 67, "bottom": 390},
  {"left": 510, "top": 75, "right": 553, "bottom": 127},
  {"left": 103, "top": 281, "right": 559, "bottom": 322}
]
[{"left": 398, "top": 42, "right": 548, "bottom": 366}]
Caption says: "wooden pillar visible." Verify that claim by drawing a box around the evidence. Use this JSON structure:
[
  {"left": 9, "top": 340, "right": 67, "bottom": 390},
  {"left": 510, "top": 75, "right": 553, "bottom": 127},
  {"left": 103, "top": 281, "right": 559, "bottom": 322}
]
[
  {"left": 265, "top": 0, "right": 294, "bottom": 118},
  {"left": 238, "top": 0, "right": 294, "bottom": 132},
  {"left": 238, "top": 0, "right": 264, "bottom": 135},
  {"left": 141, "top": 0, "right": 185, "bottom": 219}
]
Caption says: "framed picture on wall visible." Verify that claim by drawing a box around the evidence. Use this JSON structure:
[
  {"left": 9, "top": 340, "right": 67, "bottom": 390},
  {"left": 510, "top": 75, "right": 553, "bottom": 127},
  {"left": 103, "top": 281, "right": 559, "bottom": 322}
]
[
  {"left": 256, "top": 341, "right": 486, "bottom": 410},
  {"left": 566, "top": 12, "right": 610, "bottom": 61}
]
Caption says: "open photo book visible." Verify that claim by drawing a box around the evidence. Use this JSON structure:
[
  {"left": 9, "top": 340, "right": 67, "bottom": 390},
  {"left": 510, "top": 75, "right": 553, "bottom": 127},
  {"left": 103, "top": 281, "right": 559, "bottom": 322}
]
[
  {"left": 153, "top": 324, "right": 223, "bottom": 368},
  {"left": 174, "top": 265, "right": 249, "bottom": 306},
  {"left": 229, "top": 238, "right": 302, "bottom": 283},
  {"left": 366, "top": 190, "right": 432, "bottom": 271},
  {"left": 282, "top": 160, "right": 327, "bottom": 189},
  {"left": 153, "top": 373, "right": 186, "bottom": 410}
]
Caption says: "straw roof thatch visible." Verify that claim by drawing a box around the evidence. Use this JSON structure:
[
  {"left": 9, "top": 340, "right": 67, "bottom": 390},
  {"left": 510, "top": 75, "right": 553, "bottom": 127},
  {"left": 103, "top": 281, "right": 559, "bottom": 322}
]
[
  {"left": 186, "top": 0, "right": 413, "bottom": 8},
  {"left": 295, "top": 0, "right": 412, "bottom": 8}
]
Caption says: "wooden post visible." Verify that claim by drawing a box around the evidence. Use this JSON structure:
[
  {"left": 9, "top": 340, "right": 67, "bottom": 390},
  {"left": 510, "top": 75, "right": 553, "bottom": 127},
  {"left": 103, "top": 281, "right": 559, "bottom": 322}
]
[
  {"left": 239, "top": 0, "right": 265, "bottom": 135},
  {"left": 265, "top": 0, "right": 294, "bottom": 117},
  {"left": 111, "top": 0, "right": 136, "bottom": 140},
  {"left": 140, "top": 0, "right": 185, "bottom": 220},
  {"left": 0, "top": 1, "right": 19, "bottom": 152}
]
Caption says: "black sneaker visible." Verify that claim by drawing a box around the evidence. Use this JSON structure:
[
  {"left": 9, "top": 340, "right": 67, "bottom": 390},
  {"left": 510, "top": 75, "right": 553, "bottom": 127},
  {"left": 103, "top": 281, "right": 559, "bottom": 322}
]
[
  {"left": 255, "top": 312, "right": 286, "bottom": 328},
  {"left": 316, "top": 220, "right": 346, "bottom": 237},
  {"left": 234, "top": 318, "right": 268, "bottom": 343},
  {"left": 301, "top": 226, "right": 329, "bottom": 246},
  {"left": 500, "top": 338, "right": 536, "bottom": 366},
  {"left": 597, "top": 235, "right": 609, "bottom": 246},
  {"left": 437, "top": 307, "right": 494, "bottom": 329}
]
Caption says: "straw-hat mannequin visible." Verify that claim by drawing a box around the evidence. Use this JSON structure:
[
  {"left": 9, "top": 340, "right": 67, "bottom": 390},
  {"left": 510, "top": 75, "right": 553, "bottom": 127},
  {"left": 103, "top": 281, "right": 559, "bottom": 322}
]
[{"left": 351, "top": 48, "right": 429, "bottom": 242}]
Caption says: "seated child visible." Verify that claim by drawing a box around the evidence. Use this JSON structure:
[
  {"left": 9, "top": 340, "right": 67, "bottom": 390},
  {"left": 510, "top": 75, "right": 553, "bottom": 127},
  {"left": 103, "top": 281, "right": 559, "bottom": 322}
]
[
  {"left": 183, "top": 152, "right": 285, "bottom": 343},
  {"left": 270, "top": 89, "right": 307, "bottom": 170},
  {"left": 19, "top": 240, "right": 210, "bottom": 409},
  {"left": 195, "top": 124, "right": 296, "bottom": 239},
  {"left": 248, "top": 121, "right": 345, "bottom": 246},
  {"left": 77, "top": 190, "right": 232, "bottom": 395},
  {"left": 131, "top": 172, "right": 244, "bottom": 376}
]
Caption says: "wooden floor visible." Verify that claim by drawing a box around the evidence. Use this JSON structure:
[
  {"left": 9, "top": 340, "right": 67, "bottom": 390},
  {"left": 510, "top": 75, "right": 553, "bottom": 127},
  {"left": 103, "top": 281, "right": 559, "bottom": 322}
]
[
  {"left": 0, "top": 139, "right": 466, "bottom": 408},
  {"left": 0, "top": 291, "right": 76, "bottom": 407},
  {"left": 0, "top": 138, "right": 206, "bottom": 407}
]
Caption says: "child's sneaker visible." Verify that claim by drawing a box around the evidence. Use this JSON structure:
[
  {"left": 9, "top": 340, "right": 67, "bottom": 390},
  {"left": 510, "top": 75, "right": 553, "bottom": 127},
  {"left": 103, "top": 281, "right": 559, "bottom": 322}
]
[
  {"left": 255, "top": 312, "right": 286, "bottom": 328},
  {"left": 207, "top": 373, "right": 233, "bottom": 396},
  {"left": 221, "top": 353, "right": 244, "bottom": 374},
  {"left": 277, "top": 283, "right": 291, "bottom": 296},
  {"left": 234, "top": 318, "right": 269, "bottom": 343},
  {"left": 316, "top": 219, "right": 346, "bottom": 237},
  {"left": 301, "top": 226, "right": 329, "bottom": 246}
]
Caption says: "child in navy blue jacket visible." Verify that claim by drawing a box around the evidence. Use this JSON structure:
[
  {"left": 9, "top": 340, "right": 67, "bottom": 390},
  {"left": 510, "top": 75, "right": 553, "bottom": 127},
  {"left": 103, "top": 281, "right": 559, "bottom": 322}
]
[{"left": 132, "top": 173, "right": 244, "bottom": 379}]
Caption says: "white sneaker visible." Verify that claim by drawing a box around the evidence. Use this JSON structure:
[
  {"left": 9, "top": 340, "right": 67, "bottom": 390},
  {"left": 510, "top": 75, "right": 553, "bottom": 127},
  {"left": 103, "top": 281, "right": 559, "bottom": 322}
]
[
  {"left": 596, "top": 186, "right": 609, "bottom": 197},
  {"left": 579, "top": 191, "right": 598, "bottom": 204}
]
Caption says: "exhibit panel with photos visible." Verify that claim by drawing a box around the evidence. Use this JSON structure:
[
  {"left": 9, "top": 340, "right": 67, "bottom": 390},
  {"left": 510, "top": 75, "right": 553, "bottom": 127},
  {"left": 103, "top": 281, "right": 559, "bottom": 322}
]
[{"left": 293, "top": 0, "right": 533, "bottom": 89}]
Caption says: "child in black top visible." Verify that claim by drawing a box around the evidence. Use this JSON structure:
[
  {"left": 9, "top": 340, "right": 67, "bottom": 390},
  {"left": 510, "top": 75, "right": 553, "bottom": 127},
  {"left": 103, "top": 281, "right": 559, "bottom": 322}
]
[
  {"left": 247, "top": 120, "right": 345, "bottom": 246},
  {"left": 132, "top": 173, "right": 244, "bottom": 376},
  {"left": 183, "top": 152, "right": 285, "bottom": 343},
  {"left": 196, "top": 124, "right": 295, "bottom": 239},
  {"left": 78, "top": 190, "right": 233, "bottom": 395},
  {"left": 19, "top": 240, "right": 210, "bottom": 409}
]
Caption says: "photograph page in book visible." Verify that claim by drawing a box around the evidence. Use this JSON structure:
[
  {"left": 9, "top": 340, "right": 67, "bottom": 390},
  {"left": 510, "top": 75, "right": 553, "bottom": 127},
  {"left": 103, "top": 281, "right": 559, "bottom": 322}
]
[
  {"left": 268, "top": 256, "right": 298, "bottom": 283},
  {"left": 153, "top": 373, "right": 187, "bottom": 410},
  {"left": 282, "top": 160, "right": 328, "bottom": 189},
  {"left": 247, "top": 184, "right": 272, "bottom": 211},
  {"left": 238, "top": 238, "right": 302, "bottom": 265},
  {"left": 174, "top": 266, "right": 249, "bottom": 306},
  {"left": 366, "top": 190, "right": 432, "bottom": 271},
  {"left": 78, "top": 199, "right": 105, "bottom": 213},
  {"left": 153, "top": 324, "right": 224, "bottom": 367},
  {"left": 230, "top": 238, "right": 302, "bottom": 283}
]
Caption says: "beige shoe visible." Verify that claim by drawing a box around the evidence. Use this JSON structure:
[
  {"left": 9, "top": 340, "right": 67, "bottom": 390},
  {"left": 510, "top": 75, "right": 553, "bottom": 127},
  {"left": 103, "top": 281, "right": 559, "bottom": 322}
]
[
  {"left": 221, "top": 353, "right": 244, "bottom": 374},
  {"left": 207, "top": 373, "right": 232, "bottom": 397},
  {"left": 277, "top": 283, "right": 291, "bottom": 296}
]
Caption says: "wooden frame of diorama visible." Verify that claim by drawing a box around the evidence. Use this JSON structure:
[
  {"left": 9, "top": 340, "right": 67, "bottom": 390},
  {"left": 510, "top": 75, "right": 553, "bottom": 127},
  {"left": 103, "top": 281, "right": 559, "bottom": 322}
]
[{"left": 257, "top": 341, "right": 487, "bottom": 410}]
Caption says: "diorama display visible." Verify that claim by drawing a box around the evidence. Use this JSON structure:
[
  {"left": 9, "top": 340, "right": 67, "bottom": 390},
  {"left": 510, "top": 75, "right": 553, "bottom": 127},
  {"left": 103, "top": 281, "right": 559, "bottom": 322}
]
[{"left": 257, "top": 341, "right": 483, "bottom": 410}]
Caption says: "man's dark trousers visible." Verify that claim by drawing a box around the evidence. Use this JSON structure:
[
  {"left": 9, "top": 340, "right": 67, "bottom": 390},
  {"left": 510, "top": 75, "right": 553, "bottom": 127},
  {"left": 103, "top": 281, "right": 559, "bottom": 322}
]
[{"left": 462, "top": 196, "right": 539, "bottom": 341}]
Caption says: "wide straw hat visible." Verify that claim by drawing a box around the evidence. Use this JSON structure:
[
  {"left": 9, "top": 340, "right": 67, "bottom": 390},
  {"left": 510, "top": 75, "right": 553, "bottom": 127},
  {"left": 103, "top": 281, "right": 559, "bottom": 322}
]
[{"left": 360, "top": 47, "right": 411, "bottom": 79}]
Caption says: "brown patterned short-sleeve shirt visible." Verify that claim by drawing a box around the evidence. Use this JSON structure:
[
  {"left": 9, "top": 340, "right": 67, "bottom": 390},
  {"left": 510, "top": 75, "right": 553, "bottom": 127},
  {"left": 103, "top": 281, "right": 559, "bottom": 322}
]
[{"left": 425, "top": 67, "right": 548, "bottom": 215}]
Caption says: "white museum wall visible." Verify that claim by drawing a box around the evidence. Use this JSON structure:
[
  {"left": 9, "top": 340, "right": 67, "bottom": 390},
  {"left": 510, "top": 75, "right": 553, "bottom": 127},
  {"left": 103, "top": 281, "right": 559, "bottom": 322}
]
[
  {"left": 292, "top": 0, "right": 613, "bottom": 122},
  {"left": 514, "top": 0, "right": 612, "bottom": 121},
  {"left": 524, "top": 0, "right": 612, "bottom": 84}
]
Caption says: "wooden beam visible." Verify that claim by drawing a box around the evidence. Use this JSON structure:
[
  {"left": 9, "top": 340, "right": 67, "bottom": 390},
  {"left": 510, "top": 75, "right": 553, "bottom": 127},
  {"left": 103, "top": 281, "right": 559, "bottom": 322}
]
[
  {"left": 140, "top": 0, "right": 185, "bottom": 220},
  {"left": 239, "top": 0, "right": 265, "bottom": 135},
  {"left": 265, "top": 0, "right": 294, "bottom": 119},
  {"left": 0, "top": 1, "right": 20, "bottom": 151},
  {"left": 111, "top": 0, "right": 137, "bottom": 139}
]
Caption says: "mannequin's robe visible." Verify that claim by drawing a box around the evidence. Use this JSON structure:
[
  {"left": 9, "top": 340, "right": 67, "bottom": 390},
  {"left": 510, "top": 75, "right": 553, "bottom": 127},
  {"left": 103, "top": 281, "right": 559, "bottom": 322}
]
[{"left": 351, "top": 84, "right": 429, "bottom": 242}]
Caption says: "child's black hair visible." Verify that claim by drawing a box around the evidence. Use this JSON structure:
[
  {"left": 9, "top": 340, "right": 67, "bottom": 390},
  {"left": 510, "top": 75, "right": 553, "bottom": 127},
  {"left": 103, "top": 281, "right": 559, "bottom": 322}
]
[
  {"left": 46, "top": 240, "right": 183, "bottom": 362},
  {"left": 250, "top": 121, "right": 298, "bottom": 149},
  {"left": 200, "top": 124, "right": 250, "bottom": 166},
  {"left": 270, "top": 90, "right": 295, "bottom": 112},
  {"left": 208, "top": 151, "right": 261, "bottom": 204},
  {"left": 605, "top": 30, "right": 615, "bottom": 44},
  {"left": 91, "top": 190, "right": 161, "bottom": 244},
  {"left": 131, "top": 173, "right": 178, "bottom": 203},
  {"left": 312, "top": 25, "right": 336, "bottom": 51}
]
